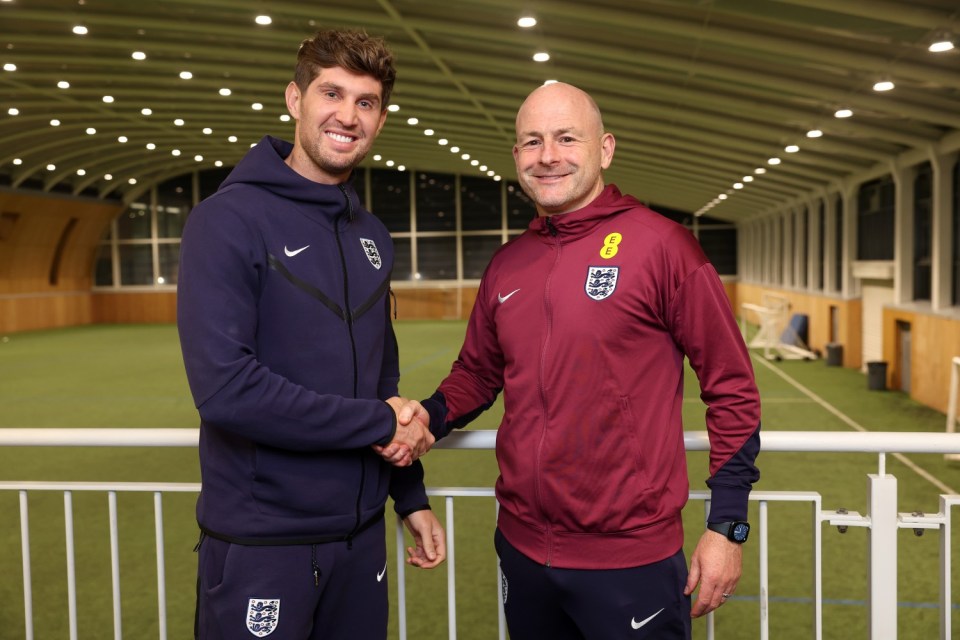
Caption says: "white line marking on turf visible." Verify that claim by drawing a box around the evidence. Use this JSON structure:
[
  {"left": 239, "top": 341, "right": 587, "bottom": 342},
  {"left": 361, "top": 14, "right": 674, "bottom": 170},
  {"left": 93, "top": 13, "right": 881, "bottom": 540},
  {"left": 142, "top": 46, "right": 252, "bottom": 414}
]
[{"left": 752, "top": 355, "right": 957, "bottom": 495}]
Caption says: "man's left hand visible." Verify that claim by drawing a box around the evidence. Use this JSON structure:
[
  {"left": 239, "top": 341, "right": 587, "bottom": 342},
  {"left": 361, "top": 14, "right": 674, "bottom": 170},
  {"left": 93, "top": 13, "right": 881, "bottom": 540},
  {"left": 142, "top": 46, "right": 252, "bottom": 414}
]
[
  {"left": 402, "top": 509, "right": 447, "bottom": 569},
  {"left": 684, "top": 529, "right": 742, "bottom": 617}
]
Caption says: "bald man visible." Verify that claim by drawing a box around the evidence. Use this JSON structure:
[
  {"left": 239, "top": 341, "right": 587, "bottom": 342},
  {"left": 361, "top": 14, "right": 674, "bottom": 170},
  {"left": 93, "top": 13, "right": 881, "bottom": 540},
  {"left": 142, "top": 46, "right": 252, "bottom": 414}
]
[{"left": 416, "top": 82, "right": 761, "bottom": 638}]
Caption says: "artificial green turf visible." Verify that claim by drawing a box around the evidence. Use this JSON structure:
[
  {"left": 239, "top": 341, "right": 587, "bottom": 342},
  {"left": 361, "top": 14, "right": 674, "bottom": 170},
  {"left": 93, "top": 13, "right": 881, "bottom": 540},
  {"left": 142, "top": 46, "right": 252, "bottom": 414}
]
[{"left": 0, "top": 322, "right": 958, "bottom": 638}]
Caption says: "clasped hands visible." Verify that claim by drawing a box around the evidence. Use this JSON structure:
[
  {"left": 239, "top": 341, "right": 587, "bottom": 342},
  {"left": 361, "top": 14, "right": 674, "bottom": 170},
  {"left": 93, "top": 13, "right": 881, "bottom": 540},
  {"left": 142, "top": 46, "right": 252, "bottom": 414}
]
[{"left": 374, "top": 397, "right": 434, "bottom": 467}]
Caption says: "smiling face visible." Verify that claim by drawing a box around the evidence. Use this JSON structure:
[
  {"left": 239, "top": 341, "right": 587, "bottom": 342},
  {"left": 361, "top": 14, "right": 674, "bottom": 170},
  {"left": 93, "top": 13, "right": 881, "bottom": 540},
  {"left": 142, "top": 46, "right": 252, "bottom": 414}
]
[
  {"left": 284, "top": 65, "right": 388, "bottom": 184},
  {"left": 512, "top": 83, "right": 615, "bottom": 216}
]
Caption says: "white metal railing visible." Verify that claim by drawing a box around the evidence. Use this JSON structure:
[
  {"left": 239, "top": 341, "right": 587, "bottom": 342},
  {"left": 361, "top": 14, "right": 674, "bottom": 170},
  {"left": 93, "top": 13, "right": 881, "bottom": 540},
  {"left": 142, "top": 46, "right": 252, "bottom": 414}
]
[{"left": 2, "top": 429, "right": 960, "bottom": 640}]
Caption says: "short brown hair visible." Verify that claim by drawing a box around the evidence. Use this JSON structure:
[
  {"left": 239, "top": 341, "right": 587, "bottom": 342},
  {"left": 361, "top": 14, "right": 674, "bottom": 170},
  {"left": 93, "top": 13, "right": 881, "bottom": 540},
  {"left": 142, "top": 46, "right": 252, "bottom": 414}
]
[{"left": 294, "top": 29, "right": 396, "bottom": 108}]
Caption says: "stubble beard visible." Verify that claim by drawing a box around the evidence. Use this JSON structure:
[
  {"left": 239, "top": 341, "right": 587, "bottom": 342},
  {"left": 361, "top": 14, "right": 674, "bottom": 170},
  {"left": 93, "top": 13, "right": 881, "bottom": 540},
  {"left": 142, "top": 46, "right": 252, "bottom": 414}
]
[{"left": 301, "top": 130, "right": 371, "bottom": 181}]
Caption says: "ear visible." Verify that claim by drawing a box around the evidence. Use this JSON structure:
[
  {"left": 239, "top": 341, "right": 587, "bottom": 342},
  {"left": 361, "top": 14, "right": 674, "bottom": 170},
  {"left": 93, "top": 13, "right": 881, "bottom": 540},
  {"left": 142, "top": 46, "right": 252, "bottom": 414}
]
[
  {"left": 284, "top": 81, "right": 301, "bottom": 121},
  {"left": 512, "top": 143, "right": 521, "bottom": 166},
  {"left": 599, "top": 132, "right": 616, "bottom": 170},
  {"left": 375, "top": 109, "right": 388, "bottom": 136}
]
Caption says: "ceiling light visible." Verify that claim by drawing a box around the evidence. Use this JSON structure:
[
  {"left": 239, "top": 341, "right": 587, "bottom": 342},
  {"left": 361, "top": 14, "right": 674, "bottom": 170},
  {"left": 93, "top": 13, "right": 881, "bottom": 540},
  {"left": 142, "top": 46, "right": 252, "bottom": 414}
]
[
  {"left": 3, "top": 63, "right": 15, "bottom": 72},
  {"left": 85, "top": 127, "right": 96, "bottom": 135},
  {"left": 407, "top": 117, "right": 419, "bottom": 125},
  {"left": 219, "top": 88, "right": 232, "bottom": 96},
  {"left": 47, "top": 164, "right": 56, "bottom": 171},
  {"left": 461, "top": 153, "right": 470, "bottom": 160},
  {"left": 279, "top": 114, "right": 290, "bottom": 122},
  {"left": 251, "top": 103, "right": 263, "bottom": 111},
  {"left": 12, "top": 158, "right": 22, "bottom": 165},
  {"left": 450, "top": 146, "right": 460, "bottom": 153},
  {"left": 387, "top": 104, "right": 400, "bottom": 112},
  {"left": 50, "top": 119, "right": 60, "bottom": 126},
  {"left": 180, "top": 71, "right": 193, "bottom": 80},
  {"left": 438, "top": 138, "right": 448, "bottom": 146},
  {"left": 214, "top": 161, "right": 223, "bottom": 167},
  {"left": 518, "top": 16, "right": 537, "bottom": 28},
  {"left": 141, "top": 108, "right": 152, "bottom": 115},
  {"left": 487, "top": 170, "right": 495, "bottom": 177},
  {"left": 7, "top": 107, "right": 18, "bottom": 116},
  {"left": 494, "top": 176, "right": 502, "bottom": 182},
  {"left": 228, "top": 135, "right": 238, "bottom": 142},
  {"left": 928, "top": 32, "right": 955, "bottom": 53},
  {"left": 132, "top": 51, "right": 146, "bottom": 60},
  {"left": 873, "top": 80, "right": 895, "bottom": 92},
  {"left": 533, "top": 52, "right": 550, "bottom": 62},
  {"left": 743, "top": 176, "right": 754, "bottom": 182},
  {"left": 785, "top": 145, "right": 799, "bottom": 153},
  {"left": 373, "top": 155, "right": 382, "bottom": 161},
  {"left": 733, "top": 183, "right": 743, "bottom": 189},
  {"left": 105, "top": 174, "right": 113, "bottom": 180},
  {"left": 768, "top": 157, "right": 781, "bottom": 165},
  {"left": 398, "top": 165, "right": 406, "bottom": 172},
  {"left": 424, "top": 129, "right": 434, "bottom": 136},
  {"left": 174, "top": 118, "right": 185, "bottom": 126},
  {"left": 755, "top": 167, "right": 767, "bottom": 175},
  {"left": 117, "top": 136, "right": 128, "bottom": 143},
  {"left": 146, "top": 143, "right": 156, "bottom": 150},
  {"left": 76, "top": 169, "right": 86, "bottom": 176},
  {"left": 194, "top": 155, "right": 203, "bottom": 162},
  {"left": 128, "top": 178, "right": 137, "bottom": 185},
  {"left": 72, "top": 26, "right": 88, "bottom": 35},
  {"left": 470, "top": 160, "right": 478, "bottom": 166},
  {"left": 202, "top": 127, "right": 213, "bottom": 134},
  {"left": 806, "top": 129, "right": 823, "bottom": 138},
  {"left": 544, "top": 79, "right": 558, "bottom": 85},
  {"left": 834, "top": 108, "right": 853, "bottom": 118},
  {"left": 171, "top": 149, "right": 181, "bottom": 156},
  {"left": 386, "top": 160, "right": 395, "bottom": 167},
  {"left": 102, "top": 95, "right": 114, "bottom": 103},
  {"left": 255, "top": 15, "right": 272, "bottom": 25},
  {"left": 57, "top": 81, "right": 70, "bottom": 89},
  {"left": 480, "top": 165, "right": 487, "bottom": 171},
  {"left": 718, "top": 194, "right": 728, "bottom": 200}
]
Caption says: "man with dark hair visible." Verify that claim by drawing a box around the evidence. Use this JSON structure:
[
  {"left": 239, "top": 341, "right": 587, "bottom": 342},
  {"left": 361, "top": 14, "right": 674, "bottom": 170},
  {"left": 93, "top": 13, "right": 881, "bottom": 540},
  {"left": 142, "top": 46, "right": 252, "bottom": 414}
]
[
  {"left": 393, "top": 81, "right": 762, "bottom": 639},
  {"left": 178, "top": 29, "right": 443, "bottom": 640}
]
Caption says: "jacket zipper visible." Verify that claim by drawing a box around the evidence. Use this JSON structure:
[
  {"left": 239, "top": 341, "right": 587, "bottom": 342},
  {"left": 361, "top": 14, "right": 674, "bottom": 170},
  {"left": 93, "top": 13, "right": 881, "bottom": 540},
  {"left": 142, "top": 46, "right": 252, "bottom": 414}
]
[
  {"left": 537, "top": 215, "right": 561, "bottom": 566},
  {"left": 336, "top": 184, "right": 364, "bottom": 543}
]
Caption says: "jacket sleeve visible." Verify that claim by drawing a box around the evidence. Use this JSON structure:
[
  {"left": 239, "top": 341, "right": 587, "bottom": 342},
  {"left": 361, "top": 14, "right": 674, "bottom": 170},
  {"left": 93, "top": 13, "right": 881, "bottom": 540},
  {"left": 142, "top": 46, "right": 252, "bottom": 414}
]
[
  {"left": 378, "top": 291, "right": 400, "bottom": 400},
  {"left": 666, "top": 231, "right": 761, "bottom": 522},
  {"left": 176, "top": 201, "right": 396, "bottom": 452},
  {"left": 389, "top": 461, "right": 431, "bottom": 517},
  {"left": 422, "top": 273, "right": 504, "bottom": 439}
]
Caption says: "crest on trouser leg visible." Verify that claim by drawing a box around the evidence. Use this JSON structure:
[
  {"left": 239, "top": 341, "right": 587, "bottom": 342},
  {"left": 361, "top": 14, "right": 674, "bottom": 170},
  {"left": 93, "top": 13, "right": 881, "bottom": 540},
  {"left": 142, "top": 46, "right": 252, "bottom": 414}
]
[
  {"left": 585, "top": 266, "right": 619, "bottom": 300},
  {"left": 246, "top": 598, "right": 280, "bottom": 637}
]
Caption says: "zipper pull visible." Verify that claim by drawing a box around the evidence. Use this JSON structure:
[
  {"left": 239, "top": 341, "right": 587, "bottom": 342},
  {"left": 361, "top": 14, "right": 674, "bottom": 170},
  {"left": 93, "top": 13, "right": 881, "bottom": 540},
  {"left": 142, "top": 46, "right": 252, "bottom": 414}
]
[
  {"left": 546, "top": 216, "right": 558, "bottom": 237},
  {"left": 311, "top": 544, "right": 321, "bottom": 587}
]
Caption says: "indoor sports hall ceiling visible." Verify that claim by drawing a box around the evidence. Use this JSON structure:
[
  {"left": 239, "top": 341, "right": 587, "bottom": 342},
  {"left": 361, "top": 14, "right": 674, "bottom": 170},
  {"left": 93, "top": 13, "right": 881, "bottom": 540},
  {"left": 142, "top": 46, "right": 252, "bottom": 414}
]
[{"left": 1, "top": 0, "right": 958, "bottom": 223}]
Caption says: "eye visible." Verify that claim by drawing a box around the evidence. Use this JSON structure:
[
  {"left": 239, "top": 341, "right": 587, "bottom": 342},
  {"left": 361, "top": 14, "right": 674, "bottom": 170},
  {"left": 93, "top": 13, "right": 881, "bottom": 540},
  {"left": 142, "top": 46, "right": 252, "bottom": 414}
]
[
  {"left": 559, "top": 135, "right": 576, "bottom": 143},
  {"left": 521, "top": 139, "right": 541, "bottom": 148},
  {"left": 358, "top": 99, "right": 374, "bottom": 110}
]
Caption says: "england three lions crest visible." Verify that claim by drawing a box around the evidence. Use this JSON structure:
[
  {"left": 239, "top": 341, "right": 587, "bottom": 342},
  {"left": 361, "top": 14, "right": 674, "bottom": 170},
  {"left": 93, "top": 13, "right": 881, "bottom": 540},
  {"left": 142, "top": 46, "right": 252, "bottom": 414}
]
[
  {"left": 246, "top": 598, "right": 280, "bottom": 637},
  {"left": 360, "top": 238, "right": 382, "bottom": 270},
  {"left": 585, "top": 266, "right": 619, "bottom": 301}
]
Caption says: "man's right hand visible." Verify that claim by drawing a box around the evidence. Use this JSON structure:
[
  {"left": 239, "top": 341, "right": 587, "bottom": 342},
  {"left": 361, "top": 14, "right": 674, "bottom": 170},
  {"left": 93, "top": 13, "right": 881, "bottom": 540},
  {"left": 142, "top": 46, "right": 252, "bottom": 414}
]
[{"left": 375, "top": 397, "right": 434, "bottom": 466}]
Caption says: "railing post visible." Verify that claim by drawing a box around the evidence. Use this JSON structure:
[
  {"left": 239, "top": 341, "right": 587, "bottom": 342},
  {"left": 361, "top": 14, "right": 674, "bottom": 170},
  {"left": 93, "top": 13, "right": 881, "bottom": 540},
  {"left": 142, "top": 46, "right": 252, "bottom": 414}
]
[{"left": 868, "top": 473, "right": 898, "bottom": 639}]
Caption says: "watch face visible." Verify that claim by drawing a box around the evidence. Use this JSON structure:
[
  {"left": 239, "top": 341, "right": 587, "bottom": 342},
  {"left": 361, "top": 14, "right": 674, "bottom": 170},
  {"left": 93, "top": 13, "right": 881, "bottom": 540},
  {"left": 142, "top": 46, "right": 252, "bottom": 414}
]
[{"left": 732, "top": 523, "right": 750, "bottom": 542}]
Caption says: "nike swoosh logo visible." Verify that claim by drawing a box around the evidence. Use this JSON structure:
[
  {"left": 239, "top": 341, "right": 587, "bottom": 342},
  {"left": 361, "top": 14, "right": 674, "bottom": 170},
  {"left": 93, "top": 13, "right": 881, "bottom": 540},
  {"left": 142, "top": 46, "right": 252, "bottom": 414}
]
[
  {"left": 376, "top": 561, "right": 387, "bottom": 582},
  {"left": 284, "top": 245, "right": 310, "bottom": 257},
  {"left": 631, "top": 608, "right": 664, "bottom": 630},
  {"left": 498, "top": 288, "right": 520, "bottom": 304}
]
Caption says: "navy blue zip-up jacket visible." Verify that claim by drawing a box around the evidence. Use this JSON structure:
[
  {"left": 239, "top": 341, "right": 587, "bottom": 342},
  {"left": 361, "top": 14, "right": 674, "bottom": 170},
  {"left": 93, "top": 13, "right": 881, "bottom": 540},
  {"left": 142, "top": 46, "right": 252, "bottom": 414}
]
[{"left": 177, "top": 136, "right": 427, "bottom": 544}]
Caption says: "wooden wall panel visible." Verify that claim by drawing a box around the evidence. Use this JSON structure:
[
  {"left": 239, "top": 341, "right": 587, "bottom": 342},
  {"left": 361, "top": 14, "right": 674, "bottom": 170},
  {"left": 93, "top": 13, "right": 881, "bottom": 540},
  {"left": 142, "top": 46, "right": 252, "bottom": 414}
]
[
  {"left": 883, "top": 308, "right": 960, "bottom": 414},
  {"left": 92, "top": 291, "right": 177, "bottom": 324}
]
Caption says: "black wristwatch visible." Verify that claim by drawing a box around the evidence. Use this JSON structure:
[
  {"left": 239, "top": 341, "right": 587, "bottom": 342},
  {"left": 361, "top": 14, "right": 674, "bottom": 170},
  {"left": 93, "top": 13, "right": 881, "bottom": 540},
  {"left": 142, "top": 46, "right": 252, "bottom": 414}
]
[{"left": 707, "top": 521, "right": 750, "bottom": 544}]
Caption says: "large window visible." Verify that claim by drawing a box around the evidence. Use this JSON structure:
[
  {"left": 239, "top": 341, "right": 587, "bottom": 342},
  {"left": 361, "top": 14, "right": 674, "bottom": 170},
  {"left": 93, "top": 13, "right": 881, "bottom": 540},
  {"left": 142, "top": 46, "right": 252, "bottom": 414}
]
[
  {"left": 857, "top": 176, "right": 895, "bottom": 260},
  {"left": 817, "top": 202, "right": 825, "bottom": 291},
  {"left": 913, "top": 163, "right": 932, "bottom": 301},
  {"left": 834, "top": 196, "right": 843, "bottom": 293}
]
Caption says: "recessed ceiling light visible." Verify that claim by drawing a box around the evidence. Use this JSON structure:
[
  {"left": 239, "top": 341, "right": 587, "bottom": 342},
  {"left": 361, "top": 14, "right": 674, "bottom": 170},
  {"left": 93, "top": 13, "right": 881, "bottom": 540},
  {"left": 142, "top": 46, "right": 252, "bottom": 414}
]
[
  {"left": 194, "top": 155, "right": 203, "bottom": 162},
  {"left": 72, "top": 26, "right": 88, "bottom": 35},
  {"left": 132, "top": 51, "right": 146, "bottom": 60},
  {"left": 102, "top": 95, "right": 114, "bottom": 103},
  {"left": 172, "top": 149, "right": 181, "bottom": 156},
  {"left": 373, "top": 155, "right": 382, "bottom": 161},
  {"left": 174, "top": 118, "right": 185, "bottom": 126},
  {"left": 255, "top": 15, "right": 272, "bottom": 25},
  {"left": 86, "top": 127, "right": 96, "bottom": 135},
  {"left": 470, "top": 160, "right": 479, "bottom": 166},
  {"left": 806, "top": 129, "right": 823, "bottom": 138},
  {"left": 219, "top": 88, "right": 232, "bottom": 96},
  {"left": 180, "top": 71, "right": 193, "bottom": 80},
  {"left": 146, "top": 143, "right": 156, "bottom": 150},
  {"left": 834, "top": 108, "right": 853, "bottom": 118},
  {"left": 279, "top": 114, "right": 290, "bottom": 122},
  {"left": 755, "top": 167, "right": 767, "bottom": 175},
  {"left": 387, "top": 104, "right": 400, "bottom": 112},
  {"left": 487, "top": 170, "right": 495, "bottom": 177},
  {"left": 734, "top": 182, "right": 743, "bottom": 189},
  {"left": 251, "top": 103, "right": 263, "bottom": 110},
  {"left": 57, "top": 80, "right": 70, "bottom": 89},
  {"left": 424, "top": 129, "right": 434, "bottom": 136},
  {"left": 117, "top": 136, "right": 128, "bottom": 143},
  {"left": 450, "top": 146, "right": 460, "bottom": 153},
  {"left": 517, "top": 16, "right": 537, "bottom": 28},
  {"left": 768, "top": 157, "right": 781, "bottom": 165},
  {"left": 718, "top": 194, "right": 728, "bottom": 200},
  {"left": 228, "top": 135, "right": 238, "bottom": 142},
  {"left": 12, "top": 158, "right": 22, "bottom": 165},
  {"left": 407, "top": 117, "right": 419, "bottom": 125},
  {"left": 533, "top": 52, "right": 550, "bottom": 62},
  {"left": 544, "top": 79, "right": 558, "bottom": 85},
  {"left": 461, "top": 153, "right": 470, "bottom": 160},
  {"left": 141, "top": 108, "right": 152, "bottom": 116},
  {"left": 50, "top": 119, "right": 60, "bottom": 126},
  {"left": 7, "top": 107, "right": 18, "bottom": 115},
  {"left": 873, "top": 80, "right": 895, "bottom": 92},
  {"left": 202, "top": 127, "right": 213, "bottom": 134},
  {"left": 386, "top": 160, "right": 395, "bottom": 167},
  {"left": 128, "top": 178, "right": 137, "bottom": 185},
  {"left": 105, "top": 174, "right": 113, "bottom": 180},
  {"left": 929, "top": 35, "right": 954, "bottom": 53},
  {"left": 785, "top": 145, "right": 799, "bottom": 153},
  {"left": 3, "top": 63, "right": 15, "bottom": 71},
  {"left": 494, "top": 176, "right": 502, "bottom": 182},
  {"left": 47, "top": 164, "right": 56, "bottom": 171},
  {"left": 743, "top": 176, "right": 754, "bottom": 182},
  {"left": 214, "top": 160, "right": 223, "bottom": 167},
  {"left": 398, "top": 165, "right": 406, "bottom": 172},
  {"left": 438, "top": 139, "right": 448, "bottom": 146},
  {"left": 77, "top": 169, "right": 86, "bottom": 176},
  {"left": 480, "top": 165, "right": 488, "bottom": 171}
]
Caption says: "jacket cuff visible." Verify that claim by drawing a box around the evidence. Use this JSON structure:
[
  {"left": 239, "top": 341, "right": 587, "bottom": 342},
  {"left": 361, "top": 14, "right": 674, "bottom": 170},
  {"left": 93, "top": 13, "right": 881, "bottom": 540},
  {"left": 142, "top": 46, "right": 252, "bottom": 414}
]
[
  {"left": 422, "top": 391, "right": 450, "bottom": 440},
  {"left": 389, "top": 461, "right": 428, "bottom": 514},
  {"left": 707, "top": 485, "right": 751, "bottom": 522},
  {"left": 396, "top": 503, "right": 431, "bottom": 519},
  {"left": 377, "top": 401, "right": 397, "bottom": 447}
]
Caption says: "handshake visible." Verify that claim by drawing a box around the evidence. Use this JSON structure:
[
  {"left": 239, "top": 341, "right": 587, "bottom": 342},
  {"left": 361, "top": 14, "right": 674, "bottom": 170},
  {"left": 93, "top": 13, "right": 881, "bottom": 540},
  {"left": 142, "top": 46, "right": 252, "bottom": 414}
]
[{"left": 373, "top": 397, "right": 434, "bottom": 467}]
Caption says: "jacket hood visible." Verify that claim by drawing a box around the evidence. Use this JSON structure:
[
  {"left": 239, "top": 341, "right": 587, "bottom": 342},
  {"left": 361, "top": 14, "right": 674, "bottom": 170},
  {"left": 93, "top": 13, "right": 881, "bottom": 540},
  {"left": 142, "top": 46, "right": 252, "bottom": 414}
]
[
  {"left": 529, "top": 184, "right": 640, "bottom": 242},
  {"left": 220, "top": 135, "right": 361, "bottom": 215}
]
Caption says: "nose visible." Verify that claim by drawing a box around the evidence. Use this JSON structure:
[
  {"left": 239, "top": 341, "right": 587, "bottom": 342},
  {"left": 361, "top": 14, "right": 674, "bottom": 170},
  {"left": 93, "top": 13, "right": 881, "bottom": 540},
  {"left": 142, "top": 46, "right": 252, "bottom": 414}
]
[
  {"left": 336, "top": 101, "right": 359, "bottom": 127},
  {"left": 539, "top": 139, "right": 559, "bottom": 165}
]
